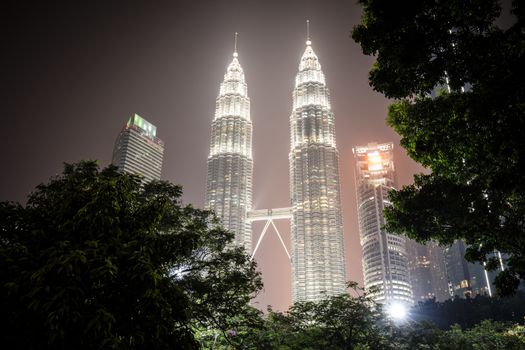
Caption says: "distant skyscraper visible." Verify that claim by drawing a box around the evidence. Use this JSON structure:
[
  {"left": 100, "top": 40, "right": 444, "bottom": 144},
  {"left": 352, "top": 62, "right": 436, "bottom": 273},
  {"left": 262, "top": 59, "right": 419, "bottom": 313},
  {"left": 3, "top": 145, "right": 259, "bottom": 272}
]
[
  {"left": 444, "top": 240, "right": 492, "bottom": 298},
  {"left": 426, "top": 242, "right": 451, "bottom": 302},
  {"left": 205, "top": 36, "right": 253, "bottom": 250},
  {"left": 405, "top": 240, "right": 434, "bottom": 303},
  {"left": 406, "top": 240, "right": 449, "bottom": 303},
  {"left": 353, "top": 142, "right": 413, "bottom": 305},
  {"left": 112, "top": 113, "right": 164, "bottom": 183},
  {"left": 289, "top": 28, "right": 346, "bottom": 302}
]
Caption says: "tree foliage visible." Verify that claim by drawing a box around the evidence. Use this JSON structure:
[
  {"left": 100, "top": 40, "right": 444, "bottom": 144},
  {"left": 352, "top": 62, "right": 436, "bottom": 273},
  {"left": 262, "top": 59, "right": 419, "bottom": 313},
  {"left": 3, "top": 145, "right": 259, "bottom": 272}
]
[
  {"left": 412, "top": 292, "right": 525, "bottom": 330},
  {"left": 233, "top": 283, "right": 394, "bottom": 350},
  {"left": 392, "top": 321, "right": 525, "bottom": 350},
  {"left": 199, "top": 285, "right": 525, "bottom": 349},
  {"left": 0, "top": 161, "right": 262, "bottom": 349},
  {"left": 353, "top": 0, "right": 525, "bottom": 295}
]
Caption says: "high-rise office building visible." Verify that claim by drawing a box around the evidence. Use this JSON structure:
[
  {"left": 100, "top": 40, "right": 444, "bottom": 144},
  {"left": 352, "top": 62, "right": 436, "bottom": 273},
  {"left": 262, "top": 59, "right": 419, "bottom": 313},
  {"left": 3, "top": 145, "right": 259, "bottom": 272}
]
[
  {"left": 426, "top": 242, "right": 451, "bottom": 301},
  {"left": 289, "top": 31, "right": 346, "bottom": 302},
  {"left": 112, "top": 113, "right": 164, "bottom": 183},
  {"left": 205, "top": 40, "right": 253, "bottom": 251},
  {"left": 353, "top": 142, "right": 413, "bottom": 305},
  {"left": 444, "top": 240, "right": 492, "bottom": 298},
  {"left": 406, "top": 240, "right": 449, "bottom": 303},
  {"left": 409, "top": 238, "right": 500, "bottom": 302}
]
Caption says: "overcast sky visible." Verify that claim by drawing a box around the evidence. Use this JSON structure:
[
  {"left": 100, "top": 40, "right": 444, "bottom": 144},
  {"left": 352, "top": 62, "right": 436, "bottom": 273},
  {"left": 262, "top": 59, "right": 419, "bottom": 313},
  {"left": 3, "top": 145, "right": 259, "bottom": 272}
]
[{"left": 1, "top": 0, "right": 427, "bottom": 311}]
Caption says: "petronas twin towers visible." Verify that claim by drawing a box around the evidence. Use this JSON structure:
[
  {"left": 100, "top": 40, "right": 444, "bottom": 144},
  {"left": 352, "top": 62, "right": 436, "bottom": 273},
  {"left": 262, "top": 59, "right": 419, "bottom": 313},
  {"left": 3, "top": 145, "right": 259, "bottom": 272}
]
[
  {"left": 205, "top": 29, "right": 346, "bottom": 302},
  {"left": 205, "top": 45, "right": 253, "bottom": 250}
]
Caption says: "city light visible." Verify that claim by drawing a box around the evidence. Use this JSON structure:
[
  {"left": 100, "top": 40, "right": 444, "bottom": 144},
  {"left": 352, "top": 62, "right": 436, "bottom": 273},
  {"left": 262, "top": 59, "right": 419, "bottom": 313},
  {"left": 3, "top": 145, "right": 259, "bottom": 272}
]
[
  {"left": 367, "top": 151, "right": 383, "bottom": 171},
  {"left": 386, "top": 302, "right": 408, "bottom": 322}
]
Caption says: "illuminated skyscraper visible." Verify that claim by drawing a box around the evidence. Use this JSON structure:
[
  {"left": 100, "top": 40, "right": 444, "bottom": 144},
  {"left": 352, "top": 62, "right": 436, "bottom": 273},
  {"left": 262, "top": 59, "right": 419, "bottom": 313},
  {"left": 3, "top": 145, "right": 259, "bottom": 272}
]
[
  {"left": 353, "top": 142, "right": 413, "bottom": 305},
  {"left": 205, "top": 36, "right": 253, "bottom": 250},
  {"left": 289, "top": 27, "right": 346, "bottom": 302},
  {"left": 112, "top": 113, "right": 164, "bottom": 183}
]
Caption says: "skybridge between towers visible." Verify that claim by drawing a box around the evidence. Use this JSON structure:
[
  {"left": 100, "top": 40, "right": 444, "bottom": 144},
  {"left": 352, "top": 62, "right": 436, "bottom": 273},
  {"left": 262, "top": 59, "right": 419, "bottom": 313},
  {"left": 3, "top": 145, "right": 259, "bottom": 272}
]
[
  {"left": 206, "top": 24, "right": 347, "bottom": 302},
  {"left": 247, "top": 207, "right": 292, "bottom": 262}
]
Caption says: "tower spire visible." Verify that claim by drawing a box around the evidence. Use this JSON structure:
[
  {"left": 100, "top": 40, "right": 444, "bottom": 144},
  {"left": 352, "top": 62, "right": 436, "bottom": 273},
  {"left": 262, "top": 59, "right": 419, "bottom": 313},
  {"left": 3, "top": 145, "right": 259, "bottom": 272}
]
[
  {"left": 233, "top": 32, "right": 238, "bottom": 57},
  {"left": 206, "top": 37, "right": 252, "bottom": 252},
  {"left": 290, "top": 24, "right": 346, "bottom": 302},
  {"left": 306, "top": 20, "right": 311, "bottom": 46}
]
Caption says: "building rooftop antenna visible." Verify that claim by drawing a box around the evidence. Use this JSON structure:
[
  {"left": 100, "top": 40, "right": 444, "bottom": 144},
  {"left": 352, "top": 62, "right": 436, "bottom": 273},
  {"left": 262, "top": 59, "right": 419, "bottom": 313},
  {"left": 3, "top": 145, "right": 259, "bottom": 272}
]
[
  {"left": 306, "top": 20, "right": 311, "bottom": 45},
  {"left": 233, "top": 32, "right": 238, "bottom": 57}
]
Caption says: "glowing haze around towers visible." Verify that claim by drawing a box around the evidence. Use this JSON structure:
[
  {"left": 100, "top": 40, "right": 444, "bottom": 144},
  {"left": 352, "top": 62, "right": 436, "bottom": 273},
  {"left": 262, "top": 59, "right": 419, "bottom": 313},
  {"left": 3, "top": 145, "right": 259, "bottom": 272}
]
[
  {"left": 289, "top": 31, "right": 346, "bottom": 302},
  {"left": 205, "top": 37, "right": 253, "bottom": 250}
]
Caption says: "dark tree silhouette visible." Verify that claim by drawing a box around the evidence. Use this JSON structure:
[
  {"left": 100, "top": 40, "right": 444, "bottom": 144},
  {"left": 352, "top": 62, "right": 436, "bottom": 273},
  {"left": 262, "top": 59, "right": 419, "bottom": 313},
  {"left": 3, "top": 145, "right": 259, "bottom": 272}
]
[
  {"left": 0, "top": 161, "right": 262, "bottom": 349},
  {"left": 353, "top": 0, "right": 525, "bottom": 295}
]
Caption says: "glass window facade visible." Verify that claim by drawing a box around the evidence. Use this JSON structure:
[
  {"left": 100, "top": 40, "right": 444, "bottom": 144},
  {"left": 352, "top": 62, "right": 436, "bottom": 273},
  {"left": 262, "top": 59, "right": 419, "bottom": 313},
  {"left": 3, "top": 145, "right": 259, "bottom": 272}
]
[
  {"left": 205, "top": 51, "right": 253, "bottom": 251},
  {"left": 290, "top": 40, "right": 346, "bottom": 302},
  {"left": 353, "top": 142, "right": 413, "bottom": 306}
]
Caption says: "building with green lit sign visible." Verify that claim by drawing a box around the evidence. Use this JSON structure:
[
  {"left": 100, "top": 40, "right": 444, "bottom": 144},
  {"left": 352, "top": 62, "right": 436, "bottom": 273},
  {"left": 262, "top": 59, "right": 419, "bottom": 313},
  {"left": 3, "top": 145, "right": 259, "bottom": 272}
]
[{"left": 112, "top": 114, "right": 164, "bottom": 183}]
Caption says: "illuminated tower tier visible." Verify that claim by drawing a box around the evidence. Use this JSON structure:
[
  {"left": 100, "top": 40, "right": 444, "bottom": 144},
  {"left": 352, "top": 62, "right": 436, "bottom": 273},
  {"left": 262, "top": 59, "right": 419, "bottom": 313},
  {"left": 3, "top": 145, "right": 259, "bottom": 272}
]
[
  {"left": 206, "top": 41, "right": 253, "bottom": 251},
  {"left": 289, "top": 34, "right": 346, "bottom": 302},
  {"left": 353, "top": 142, "right": 413, "bottom": 305}
]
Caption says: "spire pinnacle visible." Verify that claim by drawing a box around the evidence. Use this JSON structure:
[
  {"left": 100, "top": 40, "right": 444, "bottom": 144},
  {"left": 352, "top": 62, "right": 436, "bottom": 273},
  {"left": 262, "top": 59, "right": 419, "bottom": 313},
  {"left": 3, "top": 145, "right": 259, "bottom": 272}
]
[
  {"left": 306, "top": 20, "right": 311, "bottom": 46},
  {"left": 233, "top": 32, "right": 238, "bottom": 57}
]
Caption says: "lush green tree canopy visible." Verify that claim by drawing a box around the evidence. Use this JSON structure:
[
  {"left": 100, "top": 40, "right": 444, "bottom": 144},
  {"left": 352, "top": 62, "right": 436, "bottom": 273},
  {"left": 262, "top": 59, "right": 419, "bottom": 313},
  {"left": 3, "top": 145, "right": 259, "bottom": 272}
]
[
  {"left": 353, "top": 0, "right": 525, "bottom": 295},
  {"left": 0, "top": 161, "right": 262, "bottom": 349},
  {"left": 392, "top": 321, "right": 525, "bottom": 350},
  {"left": 232, "top": 283, "right": 394, "bottom": 350},
  {"left": 412, "top": 292, "right": 525, "bottom": 329},
  {"left": 202, "top": 286, "right": 525, "bottom": 349}
]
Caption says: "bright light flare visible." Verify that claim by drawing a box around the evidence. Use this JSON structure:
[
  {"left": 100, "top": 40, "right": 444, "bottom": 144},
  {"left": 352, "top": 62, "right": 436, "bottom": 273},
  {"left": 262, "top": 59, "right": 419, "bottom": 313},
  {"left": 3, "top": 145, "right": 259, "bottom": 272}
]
[
  {"left": 386, "top": 302, "right": 408, "bottom": 322},
  {"left": 367, "top": 151, "right": 383, "bottom": 171}
]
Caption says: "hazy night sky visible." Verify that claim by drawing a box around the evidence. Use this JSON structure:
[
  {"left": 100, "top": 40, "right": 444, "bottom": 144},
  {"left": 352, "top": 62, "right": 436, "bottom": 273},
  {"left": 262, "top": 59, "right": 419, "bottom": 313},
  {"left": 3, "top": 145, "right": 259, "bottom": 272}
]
[{"left": 1, "top": 0, "right": 425, "bottom": 311}]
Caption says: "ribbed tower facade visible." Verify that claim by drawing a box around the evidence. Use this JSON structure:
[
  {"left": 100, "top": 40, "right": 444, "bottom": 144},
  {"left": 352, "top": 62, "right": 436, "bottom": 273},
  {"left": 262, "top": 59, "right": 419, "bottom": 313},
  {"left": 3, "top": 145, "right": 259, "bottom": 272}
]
[
  {"left": 289, "top": 36, "right": 346, "bottom": 302},
  {"left": 353, "top": 142, "right": 413, "bottom": 305},
  {"left": 205, "top": 45, "right": 253, "bottom": 251}
]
